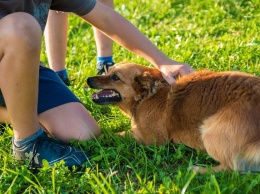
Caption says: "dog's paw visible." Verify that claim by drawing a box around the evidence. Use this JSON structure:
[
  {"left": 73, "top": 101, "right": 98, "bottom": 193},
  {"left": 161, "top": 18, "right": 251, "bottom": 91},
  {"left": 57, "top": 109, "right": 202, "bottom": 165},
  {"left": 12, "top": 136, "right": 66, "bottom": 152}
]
[
  {"left": 115, "top": 131, "right": 126, "bottom": 137},
  {"left": 188, "top": 165, "right": 207, "bottom": 174}
]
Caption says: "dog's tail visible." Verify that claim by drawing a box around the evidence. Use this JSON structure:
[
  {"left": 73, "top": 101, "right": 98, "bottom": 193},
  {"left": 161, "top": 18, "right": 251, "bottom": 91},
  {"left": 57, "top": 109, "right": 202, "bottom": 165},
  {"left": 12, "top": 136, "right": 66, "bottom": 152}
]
[{"left": 235, "top": 140, "right": 260, "bottom": 172}]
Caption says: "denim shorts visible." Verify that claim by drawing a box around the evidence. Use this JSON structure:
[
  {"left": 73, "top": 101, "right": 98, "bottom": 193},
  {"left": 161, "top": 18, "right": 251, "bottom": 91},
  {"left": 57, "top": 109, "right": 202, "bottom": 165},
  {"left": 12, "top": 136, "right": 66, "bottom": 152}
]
[{"left": 0, "top": 66, "right": 80, "bottom": 114}]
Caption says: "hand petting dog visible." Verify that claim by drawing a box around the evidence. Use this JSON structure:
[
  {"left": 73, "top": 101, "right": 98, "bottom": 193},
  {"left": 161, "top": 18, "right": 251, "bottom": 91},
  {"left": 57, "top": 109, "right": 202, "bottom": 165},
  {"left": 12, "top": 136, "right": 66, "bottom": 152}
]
[{"left": 158, "top": 60, "right": 194, "bottom": 85}]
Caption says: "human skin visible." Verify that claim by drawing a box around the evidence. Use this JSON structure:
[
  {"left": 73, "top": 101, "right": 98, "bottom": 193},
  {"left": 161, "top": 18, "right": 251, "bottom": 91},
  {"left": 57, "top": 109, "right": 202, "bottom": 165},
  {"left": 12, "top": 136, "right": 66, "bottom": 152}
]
[
  {"left": 0, "top": 1, "right": 192, "bottom": 142},
  {"left": 0, "top": 13, "right": 100, "bottom": 142},
  {"left": 0, "top": 13, "right": 42, "bottom": 140},
  {"left": 44, "top": 0, "right": 114, "bottom": 72},
  {"left": 81, "top": 1, "right": 193, "bottom": 85}
]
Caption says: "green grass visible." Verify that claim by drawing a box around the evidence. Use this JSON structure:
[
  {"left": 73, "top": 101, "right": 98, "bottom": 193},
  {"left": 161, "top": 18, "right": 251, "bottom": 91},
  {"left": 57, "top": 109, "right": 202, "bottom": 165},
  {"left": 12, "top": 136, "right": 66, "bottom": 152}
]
[{"left": 1, "top": 0, "right": 260, "bottom": 193}]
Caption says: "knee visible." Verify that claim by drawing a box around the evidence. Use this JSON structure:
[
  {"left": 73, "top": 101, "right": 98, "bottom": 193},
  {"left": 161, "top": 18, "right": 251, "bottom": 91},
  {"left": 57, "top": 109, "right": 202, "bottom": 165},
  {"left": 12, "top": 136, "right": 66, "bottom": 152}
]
[{"left": 0, "top": 13, "right": 42, "bottom": 53}]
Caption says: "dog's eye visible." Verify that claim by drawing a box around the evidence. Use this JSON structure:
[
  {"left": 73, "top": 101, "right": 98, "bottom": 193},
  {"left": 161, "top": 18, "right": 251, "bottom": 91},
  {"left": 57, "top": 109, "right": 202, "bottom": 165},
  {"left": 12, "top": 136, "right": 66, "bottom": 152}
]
[{"left": 111, "top": 74, "right": 120, "bottom": 81}]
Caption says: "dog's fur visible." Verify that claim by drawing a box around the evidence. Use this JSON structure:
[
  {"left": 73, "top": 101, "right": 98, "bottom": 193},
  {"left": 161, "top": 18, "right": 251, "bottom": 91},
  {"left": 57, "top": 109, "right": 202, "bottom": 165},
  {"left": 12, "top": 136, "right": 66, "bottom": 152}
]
[{"left": 87, "top": 62, "right": 260, "bottom": 172}]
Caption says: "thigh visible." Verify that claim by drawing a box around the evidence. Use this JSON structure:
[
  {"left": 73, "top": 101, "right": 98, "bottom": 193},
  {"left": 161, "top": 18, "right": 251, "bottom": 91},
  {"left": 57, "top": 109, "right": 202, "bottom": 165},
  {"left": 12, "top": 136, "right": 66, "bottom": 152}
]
[
  {"left": 38, "top": 66, "right": 80, "bottom": 114},
  {"left": 38, "top": 66, "right": 100, "bottom": 141},
  {"left": 0, "top": 101, "right": 101, "bottom": 141},
  {"left": 39, "top": 102, "right": 100, "bottom": 142}
]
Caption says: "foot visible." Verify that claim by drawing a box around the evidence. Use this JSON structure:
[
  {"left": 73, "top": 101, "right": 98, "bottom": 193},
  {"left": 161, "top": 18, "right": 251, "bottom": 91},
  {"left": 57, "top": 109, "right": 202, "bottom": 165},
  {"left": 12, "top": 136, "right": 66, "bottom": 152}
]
[
  {"left": 96, "top": 61, "right": 115, "bottom": 75},
  {"left": 57, "top": 73, "right": 70, "bottom": 86},
  {"left": 13, "top": 132, "right": 90, "bottom": 169}
]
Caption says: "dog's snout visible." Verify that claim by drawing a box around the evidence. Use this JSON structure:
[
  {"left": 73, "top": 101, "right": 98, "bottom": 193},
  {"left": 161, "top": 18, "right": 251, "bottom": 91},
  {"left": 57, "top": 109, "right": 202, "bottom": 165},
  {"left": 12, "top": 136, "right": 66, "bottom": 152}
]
[{"left": 87, "top": 77, "right": 94, "bottom": 87}]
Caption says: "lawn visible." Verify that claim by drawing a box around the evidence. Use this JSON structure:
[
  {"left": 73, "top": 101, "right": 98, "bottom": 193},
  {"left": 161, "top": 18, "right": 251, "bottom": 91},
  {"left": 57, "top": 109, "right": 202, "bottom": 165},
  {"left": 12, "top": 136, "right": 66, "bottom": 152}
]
[{"left": 1, "top": 0, "right": 260, "bottom": 193}]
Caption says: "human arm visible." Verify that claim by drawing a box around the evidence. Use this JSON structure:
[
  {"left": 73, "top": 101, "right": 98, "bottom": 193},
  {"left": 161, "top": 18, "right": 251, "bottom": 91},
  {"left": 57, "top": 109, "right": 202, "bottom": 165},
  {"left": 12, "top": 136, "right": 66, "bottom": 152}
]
[{"left": 81, "top": 1, "right": 193, "bottom": 85}]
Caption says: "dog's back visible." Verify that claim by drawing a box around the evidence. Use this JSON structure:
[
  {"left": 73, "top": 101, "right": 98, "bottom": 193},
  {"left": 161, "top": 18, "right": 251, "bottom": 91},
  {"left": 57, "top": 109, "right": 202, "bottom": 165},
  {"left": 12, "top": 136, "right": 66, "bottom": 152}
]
[{"left": 166, "top": 70, "right": 260, "bottom": 171}]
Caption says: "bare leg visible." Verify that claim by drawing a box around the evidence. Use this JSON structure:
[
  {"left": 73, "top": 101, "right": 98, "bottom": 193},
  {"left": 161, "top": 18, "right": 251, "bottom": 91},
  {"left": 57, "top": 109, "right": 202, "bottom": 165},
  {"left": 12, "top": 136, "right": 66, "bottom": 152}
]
[
  {"left": 0, "top": 102, "right": 100, "bottom": 142},
  {"left": 0, "top": 101, "right": 100, "bottom": 142},
  {"left": 39, "top": 102, "right": 100, "bottom": 142},
  {"left": 0, "top": 13, "right": 42, "bottom": 140},
  {"left": 93, "top": 0, "right": 114, "bottom": 57},
  {"left": 44, "top": 11, "right": 68, "bottom": 71},
  {"left": 191, "top": 164, "right": 227, "bottom": 174},
  {"left": 44, "top": 0, "right": 114, "bottom": 73}
]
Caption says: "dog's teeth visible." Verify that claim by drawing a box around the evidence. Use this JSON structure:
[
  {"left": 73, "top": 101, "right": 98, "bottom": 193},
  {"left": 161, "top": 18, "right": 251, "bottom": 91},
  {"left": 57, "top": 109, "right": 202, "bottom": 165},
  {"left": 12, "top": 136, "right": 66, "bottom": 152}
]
[
  {"left": 110, "top": 91, "right": 119, "bottom": 97},
  {"left": 93, "top": 94, "right": 99, "bottom": 99}
]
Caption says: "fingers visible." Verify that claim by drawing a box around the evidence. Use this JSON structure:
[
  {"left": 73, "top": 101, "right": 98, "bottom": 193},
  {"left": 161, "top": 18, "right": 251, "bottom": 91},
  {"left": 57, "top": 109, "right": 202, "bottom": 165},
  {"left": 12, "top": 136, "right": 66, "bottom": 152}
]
[
  {"left": 179, "top": 65, "right": 194, "bottom": 76},
  {"left": 162, "top": 73, "right": 176, "bottom": 85},
  {"left": 160, "top": 64, "right": 194, "bottom": 86}
]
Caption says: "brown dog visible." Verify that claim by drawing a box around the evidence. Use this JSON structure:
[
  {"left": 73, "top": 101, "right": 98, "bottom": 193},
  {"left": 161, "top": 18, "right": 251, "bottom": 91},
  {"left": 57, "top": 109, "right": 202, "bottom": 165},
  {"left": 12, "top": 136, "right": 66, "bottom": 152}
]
[{"left": 87, "top": 62, "right": 260, "bottom": 172}]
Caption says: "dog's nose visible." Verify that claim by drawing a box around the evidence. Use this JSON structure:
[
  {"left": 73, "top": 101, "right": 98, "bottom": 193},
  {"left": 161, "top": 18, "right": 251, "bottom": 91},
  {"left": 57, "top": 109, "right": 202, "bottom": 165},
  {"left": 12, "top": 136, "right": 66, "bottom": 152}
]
[{"left": 87, "top": 77, "right": 94, "bottom": 86}]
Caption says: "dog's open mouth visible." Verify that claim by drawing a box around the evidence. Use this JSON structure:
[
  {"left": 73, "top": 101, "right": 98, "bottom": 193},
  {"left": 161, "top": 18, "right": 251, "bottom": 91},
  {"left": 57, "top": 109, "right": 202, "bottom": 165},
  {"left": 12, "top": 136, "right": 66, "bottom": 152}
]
[{"left": 91, "top": 89, "right": 122, "bottom": 105}]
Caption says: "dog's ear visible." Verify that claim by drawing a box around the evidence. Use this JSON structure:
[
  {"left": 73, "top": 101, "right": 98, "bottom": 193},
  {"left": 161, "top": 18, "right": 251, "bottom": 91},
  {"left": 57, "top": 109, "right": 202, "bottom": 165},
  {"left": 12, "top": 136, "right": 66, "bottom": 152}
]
[{"left": 133, "top": 69, "right": 168, "bottom": 100}]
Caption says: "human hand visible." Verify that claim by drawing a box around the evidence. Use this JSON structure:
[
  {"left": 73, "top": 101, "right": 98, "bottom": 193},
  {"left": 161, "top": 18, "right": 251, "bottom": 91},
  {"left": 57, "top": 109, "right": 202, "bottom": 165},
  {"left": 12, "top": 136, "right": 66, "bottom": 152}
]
[{"left": 158, "top": 61, "right": 194, "bottom": 85}]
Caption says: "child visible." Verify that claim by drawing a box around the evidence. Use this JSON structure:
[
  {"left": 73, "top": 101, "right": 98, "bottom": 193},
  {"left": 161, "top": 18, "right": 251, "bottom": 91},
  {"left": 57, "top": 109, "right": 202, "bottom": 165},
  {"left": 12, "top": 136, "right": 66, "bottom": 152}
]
[
  {"left": 45, "top": 0, "right": 114, "bottom": 85},
  {"left": 0, "top": 0, "right": 193, "bottom": 169}
]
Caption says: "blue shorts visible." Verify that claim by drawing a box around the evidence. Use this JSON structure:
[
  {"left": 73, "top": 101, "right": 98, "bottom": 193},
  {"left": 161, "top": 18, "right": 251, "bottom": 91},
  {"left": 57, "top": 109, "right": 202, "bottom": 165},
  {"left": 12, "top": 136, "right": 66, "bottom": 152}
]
[{"left": 0, "top": 66, "right": 81, "bottom": 114}]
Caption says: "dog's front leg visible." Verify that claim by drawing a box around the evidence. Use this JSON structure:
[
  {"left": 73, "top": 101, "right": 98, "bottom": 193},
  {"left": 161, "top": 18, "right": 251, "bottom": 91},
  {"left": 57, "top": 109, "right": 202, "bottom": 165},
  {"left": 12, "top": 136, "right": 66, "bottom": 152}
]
[
  {"left": 190, "top": 164, "right": 227, "bottom": 174},
  {"left": 116, "top": 131, "right": 126, "bottom": 137}
]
